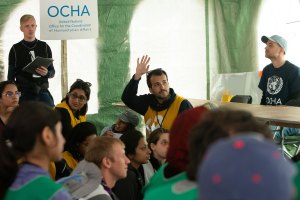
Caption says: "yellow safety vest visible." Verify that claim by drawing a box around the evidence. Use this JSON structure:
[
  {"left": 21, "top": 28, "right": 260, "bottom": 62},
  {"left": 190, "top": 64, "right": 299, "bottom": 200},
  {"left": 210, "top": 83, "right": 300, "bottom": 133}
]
[
  {"left": 144, "top": 95, "right": 185, "bottom": 134},
  {"left": 49, "top": 151, "right": 78, "bottom": 179},
  {"left": 55, "top": 101, "right": 86, "bottom": 127}
]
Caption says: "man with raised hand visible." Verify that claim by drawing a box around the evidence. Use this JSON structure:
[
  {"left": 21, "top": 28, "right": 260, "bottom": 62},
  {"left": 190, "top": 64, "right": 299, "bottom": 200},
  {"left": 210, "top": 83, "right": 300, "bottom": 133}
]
[{"left": 122, "top": 55, "right": 193, "bottom": 135}]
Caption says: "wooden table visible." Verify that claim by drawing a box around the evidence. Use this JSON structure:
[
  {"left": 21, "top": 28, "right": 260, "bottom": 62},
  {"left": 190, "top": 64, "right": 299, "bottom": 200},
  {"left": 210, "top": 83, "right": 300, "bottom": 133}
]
[
  {"left": 112, "top": 99, "right": 300, "bottom": 128},
  {"left": 189, "top": 99, "right": 300, "bottom": 128}
]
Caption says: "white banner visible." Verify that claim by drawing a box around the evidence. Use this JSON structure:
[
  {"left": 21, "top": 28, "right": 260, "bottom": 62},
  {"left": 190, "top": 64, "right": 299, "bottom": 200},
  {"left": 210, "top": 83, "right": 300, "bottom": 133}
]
[{"left": 40, "top": 0, "right": 99, "bottom": 40}]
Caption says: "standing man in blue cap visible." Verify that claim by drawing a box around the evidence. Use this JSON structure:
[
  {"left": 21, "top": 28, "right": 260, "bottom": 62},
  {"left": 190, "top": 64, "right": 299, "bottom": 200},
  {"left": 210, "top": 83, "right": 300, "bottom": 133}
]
[{"left": 259, "top": 35, "right": 300, "bottom": 105}]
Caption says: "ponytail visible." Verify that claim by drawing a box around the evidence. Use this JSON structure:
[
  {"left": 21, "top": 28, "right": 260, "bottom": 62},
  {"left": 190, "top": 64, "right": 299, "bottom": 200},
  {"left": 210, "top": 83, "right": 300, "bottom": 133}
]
[{"left": 0, "top": 135, "right": 18, "bottom": 199}]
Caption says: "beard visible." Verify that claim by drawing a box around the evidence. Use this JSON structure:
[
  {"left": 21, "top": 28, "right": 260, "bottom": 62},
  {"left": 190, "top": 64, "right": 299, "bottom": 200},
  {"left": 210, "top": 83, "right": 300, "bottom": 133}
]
[{"left": 155, "top": 90, "right": 170, "bottom": 101}]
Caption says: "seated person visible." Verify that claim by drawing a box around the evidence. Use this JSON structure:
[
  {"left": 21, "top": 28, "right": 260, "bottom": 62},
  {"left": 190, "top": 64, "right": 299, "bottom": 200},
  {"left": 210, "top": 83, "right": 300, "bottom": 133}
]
[
  {"left": 143, "top": 106, "right": 272, "bottom": 200},
  {"left": 58, "top": 137, "right": 130, "bottom": 200},
  {"left": 143, "top": 106, "right": 209, "bottom": 200},
  {"left": 0, "top": 81, "right": 20, "bottom": 135},
  {"left": 143, "top": 128, "right": 169, "bottom": 184},
  {"left": 198, "top": 134, "right": 295, "bottom": 200},
  {"left": 50, "top": 122, "right": 97, "bottom": 180},
  {"left": 121, "top": 56, "right": 193, "bottom": 136},
  {"left": 187, "top": 108, "right": 272, "bottom": 181},
  {"left": 0, "top": 102, "right": 71, "bottom": 199},
  {"left": 101, "top": 110, "right": 139, "bottom": 138},
  {"left": 274, "top": 99, "right": 300, "bottom": 143},
  {"left": 55, "top": 79, "right": 91, "bottom": 141},
  {"left": 113, "top": 130, "right": 151, "bottom": 200}
]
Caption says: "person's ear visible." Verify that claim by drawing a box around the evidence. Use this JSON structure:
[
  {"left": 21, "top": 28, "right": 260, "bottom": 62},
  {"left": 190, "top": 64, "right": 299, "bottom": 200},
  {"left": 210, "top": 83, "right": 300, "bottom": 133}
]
[
  {"left": 102, "top": 157, "right": 112, "bottom": 168},
  {"left": 127, "top": 154, "right": 134, "bottom": 160},
  {"left": 150, "top": 143, "right": 156, "bottom": 151},
  {"left": 41, "top": 127, "right": 54, "bottom": 147},
  {"left": 149, "top": 87, "right": 153, "bottom": 94},
  {"left": 277, "top": 46, "right": 284, "bottom": 54}
]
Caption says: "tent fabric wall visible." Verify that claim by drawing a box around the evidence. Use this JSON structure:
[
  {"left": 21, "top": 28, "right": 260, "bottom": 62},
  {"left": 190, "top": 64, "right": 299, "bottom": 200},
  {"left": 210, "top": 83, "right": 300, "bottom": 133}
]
[
  {"left": 0, "top": 0, "right": 270, "bottom": 132},
  {"left": 87, "top": 0, "right": 140, "bottom": 132},
  {"left": 208, "top": 0, "right": 262, "bottom": 75},
  {"left": 0, "top": 0, "right": 141, "bottom": 133},
  {"left": 0, "top": 0, "right": 23, "bottom": 79}
]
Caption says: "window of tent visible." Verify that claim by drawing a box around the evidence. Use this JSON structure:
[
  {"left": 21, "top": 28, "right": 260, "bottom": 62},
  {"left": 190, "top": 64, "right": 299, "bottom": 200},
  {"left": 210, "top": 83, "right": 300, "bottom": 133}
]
[
  {"left": 128, "top": 0, "right": 207, "bottom": 100},
  {"left": 257, "top": 0, "right": 300, "bottom": 70}
]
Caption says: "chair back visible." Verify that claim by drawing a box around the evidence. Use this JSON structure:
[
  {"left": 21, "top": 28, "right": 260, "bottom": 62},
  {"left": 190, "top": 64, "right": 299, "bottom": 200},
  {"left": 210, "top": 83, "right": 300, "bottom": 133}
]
[{"left": 230, "top": 95, "right": 252, "bottom": 104}]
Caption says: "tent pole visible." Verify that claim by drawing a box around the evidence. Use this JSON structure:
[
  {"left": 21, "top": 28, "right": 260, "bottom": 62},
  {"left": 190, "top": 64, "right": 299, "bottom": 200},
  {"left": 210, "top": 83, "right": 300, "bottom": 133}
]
[{"left": 61, "top": 40, "right": 68, "bottom": 98}]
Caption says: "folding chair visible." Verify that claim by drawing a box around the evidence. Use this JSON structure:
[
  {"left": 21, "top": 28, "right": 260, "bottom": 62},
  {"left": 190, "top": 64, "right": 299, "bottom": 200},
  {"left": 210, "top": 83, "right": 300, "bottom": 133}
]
[
  {"left": 282, "top": 135, "right": 300, "bottom": 159},
  {"left": 230, "top": 95, "right": 252, "bottom": 104}
]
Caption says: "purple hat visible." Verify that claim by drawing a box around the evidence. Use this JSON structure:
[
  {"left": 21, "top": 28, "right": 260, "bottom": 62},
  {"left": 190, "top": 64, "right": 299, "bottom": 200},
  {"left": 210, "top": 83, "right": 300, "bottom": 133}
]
[{"left": 197, "top": 134, "right": 295, "bottom": 200}]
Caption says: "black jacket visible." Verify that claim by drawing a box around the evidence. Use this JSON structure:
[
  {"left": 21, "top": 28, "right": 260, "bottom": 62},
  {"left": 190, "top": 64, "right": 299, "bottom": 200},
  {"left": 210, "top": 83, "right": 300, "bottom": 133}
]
[
  {"left": 121, "top": 76, "right": 193, "bottom": 115},
  {"left": 113, "top": 164, "right": 144, "bottom": 200}
]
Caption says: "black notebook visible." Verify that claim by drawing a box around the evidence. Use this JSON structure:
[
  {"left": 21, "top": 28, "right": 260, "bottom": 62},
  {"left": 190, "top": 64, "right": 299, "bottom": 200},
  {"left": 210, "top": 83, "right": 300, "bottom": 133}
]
[{"left": 22, "top": 56, "right": 54, "bottom": 76}]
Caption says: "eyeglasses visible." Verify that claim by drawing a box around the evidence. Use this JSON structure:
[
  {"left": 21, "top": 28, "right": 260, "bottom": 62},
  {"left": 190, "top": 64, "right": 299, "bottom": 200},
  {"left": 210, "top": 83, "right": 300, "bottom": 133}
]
[
  {"left": 2, "top": 91, "right": 21, "bottom": 98},
  {"left": 68, "top": 93, "right": 87, "bottom": 103}
]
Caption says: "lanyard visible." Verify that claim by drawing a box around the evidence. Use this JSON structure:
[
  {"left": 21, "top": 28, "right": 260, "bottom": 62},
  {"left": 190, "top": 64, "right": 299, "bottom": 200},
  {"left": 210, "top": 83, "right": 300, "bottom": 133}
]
[{"left": 156, "top": 107, "right": 170, "bottom": 128}]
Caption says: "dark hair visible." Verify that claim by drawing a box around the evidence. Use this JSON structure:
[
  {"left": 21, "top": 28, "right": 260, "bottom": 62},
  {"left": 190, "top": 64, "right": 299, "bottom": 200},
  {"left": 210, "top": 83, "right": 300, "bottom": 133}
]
[
  {"left": 66, "top": 122, "right": 97, "bottom": 159},
  {"left": 120, "top": 130, "right": 144, "bottom": 156},
  {"left": 0, "top": 102, "right": 61, "bottom": 197},
  {"left": 147, "top": 128, "right": 168, "bottom": 147},
  {"left": 64, "top": 79, "right": 91, "bottom": 115},
  {"left": 123, "top": 123, "right": 136, "bottom": 132},
  {"left": 187, "top": 108, "right": 272, "bottom": 181},
  {"left": 146, "top": 68, "right": 168, "bottom": 88},
  {"left": 0, "top": 81, "right": 18, "bottom": 98}
]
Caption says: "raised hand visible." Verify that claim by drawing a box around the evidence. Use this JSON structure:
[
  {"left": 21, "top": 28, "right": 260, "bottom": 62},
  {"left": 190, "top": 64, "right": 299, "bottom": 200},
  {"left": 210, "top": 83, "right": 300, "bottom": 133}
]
[{"left": 134, "top": 55, "right": 150, "bottom": 80}]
